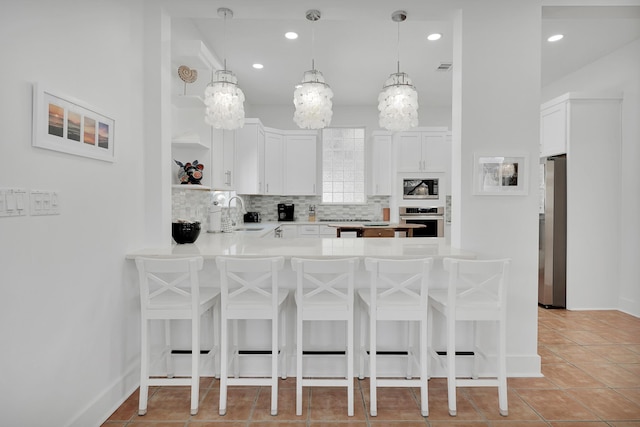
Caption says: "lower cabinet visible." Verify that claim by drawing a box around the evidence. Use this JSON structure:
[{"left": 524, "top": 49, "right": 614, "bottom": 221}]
[
  {"left": 277, "top": 224, "right": 337, "bottom": 238},
  {"left": 297, "top": 225, "right": 320, "bottom": 236}
]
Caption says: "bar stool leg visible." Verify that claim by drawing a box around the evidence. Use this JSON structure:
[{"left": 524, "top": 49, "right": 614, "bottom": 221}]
[
  {"left": 369, "top": 312, "right": 377, "bottom": 417},
  {"left": 447, "top": 313, "right": 457, "bottom": 416},
  {"left": 358, "top": 299, "right": 366, "bottom": 380},
  {"left": 498, "top": 319, "right": 508, "bottom": 416},
  {"left": 219, "top": 315, "right": 228, "bottom": 416},
  {"left": 347, "top": 314, "right": 354, "bottom": 417},
  {"left": 164, "top": 319, "right": 174, "bottom": 378},
  {"left": 139, "top": 317, "right": 149, "bottom": 416},
  {"left": 190, "top": 315, "right": 200, "bottom": 415},
  {"left": 271, "top": 311, "right": 279, "bottom": 415},
  {"left": 296, "top": 316, "right": 303, "bottom": 416},
  {"left": 420, "top": 316, "right": 428, "bottom": 416}
]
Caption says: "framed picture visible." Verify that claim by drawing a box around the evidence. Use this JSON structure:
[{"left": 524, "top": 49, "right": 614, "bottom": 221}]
[
  {"left": 473, "top": 153, "right": 529, "bottom": 195},
  {"left": 32, "top": 83, "right": 115, "bottom": 162}
]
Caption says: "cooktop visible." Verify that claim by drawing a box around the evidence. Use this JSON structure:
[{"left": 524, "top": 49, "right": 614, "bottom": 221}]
[{"left": 318, "top": 218, "right": 371, "bottom": 222}]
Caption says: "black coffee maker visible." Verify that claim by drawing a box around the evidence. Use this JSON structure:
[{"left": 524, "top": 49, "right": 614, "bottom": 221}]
[{"left": 277, "top": 203, "right": 294, "bottom": 221}]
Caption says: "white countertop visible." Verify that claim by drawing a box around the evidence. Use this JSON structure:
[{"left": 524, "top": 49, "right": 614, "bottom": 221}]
[{"left": 125, "top": 226, "right": 476, "bottom": 260}]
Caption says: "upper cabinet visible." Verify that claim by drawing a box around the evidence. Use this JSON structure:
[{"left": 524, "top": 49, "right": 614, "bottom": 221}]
[
  {"left": 540, "top": 97, "right": 568, "bottom": 157},
  {"left": 210, "top": 128, "right": 235, "bottom": 190},
  {"left": 264, "top": 129, "right": 284, "bottom": 195},
  {"left": 396, "top": 127, "right": 450, "bottom": 173},
  {"left": 234, "top": 119, "right": 265, "bottom": 194},
  {"left": 370, "top": 131, "right": 392, "bottom": 196},
  {"left": 284, "top": 131, "right": 318, "bottom": 195}
]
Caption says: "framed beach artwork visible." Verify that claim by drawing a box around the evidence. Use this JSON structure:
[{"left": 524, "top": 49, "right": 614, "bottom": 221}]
[
  {"left": 32, "top": 83, "right": 115, "bottom": 162},
  {"left": 473, "top": 153, "right": 529, "bottom": 195}
]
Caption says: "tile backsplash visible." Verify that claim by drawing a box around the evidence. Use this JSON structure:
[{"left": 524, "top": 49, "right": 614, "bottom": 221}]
[
  {"left": 245, "top": 195, "right": 390, "bottom": 222},
  {"left": 171, "top": 187, "right": 210, "bottom": 223},
  {"left": 171, "top": 188, "right": 390, "bottom": 228}
]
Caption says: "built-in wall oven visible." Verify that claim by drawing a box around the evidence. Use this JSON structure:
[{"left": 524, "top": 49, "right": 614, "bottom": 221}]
[{"left": 399, "top": 206, "right": 445, "bottom": 238}]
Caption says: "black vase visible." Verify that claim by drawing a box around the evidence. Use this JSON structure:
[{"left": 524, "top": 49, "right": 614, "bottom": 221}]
[{"left": 172, "top": 222, "right": 201, "bottom": 244}]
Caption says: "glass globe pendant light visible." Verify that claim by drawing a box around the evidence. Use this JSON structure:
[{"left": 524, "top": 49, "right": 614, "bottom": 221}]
[
  {"left": 204, "top": 7, "right": 245, "bottom": 130},
  {"left": 378, "top": 10, "right": 419, "bottom": 132},
  {"left": 293, "top": 9, "right": 333, "bottom": 130}
]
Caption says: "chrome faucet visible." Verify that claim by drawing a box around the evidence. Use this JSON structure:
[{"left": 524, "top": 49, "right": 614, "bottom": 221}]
[{"left": 227, "top": 196, "right": 245, "bottom": 227}]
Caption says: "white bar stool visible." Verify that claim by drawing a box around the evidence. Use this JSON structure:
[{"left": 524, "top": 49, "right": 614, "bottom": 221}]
[
  {"left": 135, "top": 256, "right": 219, "bottom": 416},
  {"left": 428, "top": 258, "right": 510, "bottom": 417},
  {"left": 358, "top": 257, "right": 433, "bottom": 417},
  {"left": 215, "top": 256, "right": 288, "bottom": 416},
  {"left": 291, "top": 257, "right": 359, "bottom": 417}
]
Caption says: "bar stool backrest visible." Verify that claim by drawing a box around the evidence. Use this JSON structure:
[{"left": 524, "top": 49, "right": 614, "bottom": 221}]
[
  {"left": 364, "top": 258, "right": 433, "bottom": 311},
  {"left": 291, "top": 257, "right": 360, "bottom": 310},
  {"left": 443, "top": 258, "right": 510, "bottom": 319},
  {"left": 216, "top": 256, "right": 285, "bottom": 316},
  {"left": 136, "top": 256, "right": 204, "bottom": 316}
]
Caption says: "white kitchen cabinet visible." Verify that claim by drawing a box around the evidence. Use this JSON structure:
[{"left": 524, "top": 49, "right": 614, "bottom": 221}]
[
  {"left": 297, "top": 225, "right": 320, "bottom": 236},
  {"left": 284, "top": 132, "right": 318, "bottom": 195},
  {"left": 370, "top": 131, "right": 392, "bottom": 195},
  {"left": 277, "top": 224, "right": 298, "bottom": 239},
  {"left": 540, "top": 97, "right": 568, "bottom": 157},
  {"left": 234, "top": 119, "right": 265, "bottom": 194},
  {"left": 211, "top": 128, "right": 235, "bottom": 190},
  {"left": 319, "top": 224, "right": 337, "bottom": 237},
  {"left": 396, "top": 128, "right": 450, "bottom": 173},
  {"left": 264, "top": 129, "right": 284, "bottom": 195}
]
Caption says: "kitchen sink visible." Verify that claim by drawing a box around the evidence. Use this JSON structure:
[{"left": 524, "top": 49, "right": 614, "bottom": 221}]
[{"left": 235, "top": 227, "right": 264, "bottom": 231}]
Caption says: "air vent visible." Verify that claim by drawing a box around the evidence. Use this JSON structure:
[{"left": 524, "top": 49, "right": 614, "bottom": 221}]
[{"left": 436, "top": 62, "right": 453, "bottom": 71}]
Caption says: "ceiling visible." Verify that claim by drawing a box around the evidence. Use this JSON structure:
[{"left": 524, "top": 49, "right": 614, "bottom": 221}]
[{"left": 169, "top": 2, "right": 640, "bottom": 108}]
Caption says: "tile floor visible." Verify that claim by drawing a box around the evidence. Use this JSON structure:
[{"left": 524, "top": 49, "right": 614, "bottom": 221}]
[{"left": 104, "top": 307, "right": 640, "bottom": 426}]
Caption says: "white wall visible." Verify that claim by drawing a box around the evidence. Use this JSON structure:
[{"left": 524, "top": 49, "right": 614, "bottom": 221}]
[
  {"left": 0, "top": 1, "right": 146, "bottom": 425},
  {"left": 542, "top": 38, "right": 640, "bottom": 316},
  {"left": 451, "top": 2, "right": 542, "bottom": 374}
]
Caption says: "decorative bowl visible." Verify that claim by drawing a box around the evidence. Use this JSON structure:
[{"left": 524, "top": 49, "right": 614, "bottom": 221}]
[{"left": 172, "top": 221, "right": 201, "bottom": 244}]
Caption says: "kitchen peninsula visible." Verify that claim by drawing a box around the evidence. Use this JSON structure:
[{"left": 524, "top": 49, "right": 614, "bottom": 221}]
[{"left": 125, "top": 228, "right": 473, "bottom": 260}]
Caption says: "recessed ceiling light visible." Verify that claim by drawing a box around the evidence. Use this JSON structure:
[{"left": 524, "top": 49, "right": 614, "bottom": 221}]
[
  {"left": 427, "top": 33, "right": 442, "bottom": 41},
  {"left": 285, "top": 32, "right": 298, "bottom": 40},
  {"left": 252, "top": 63, "right": 264, "bottom": 69},
  {"left": 547, "top": 34, "right": 564, "bottom": 42}
]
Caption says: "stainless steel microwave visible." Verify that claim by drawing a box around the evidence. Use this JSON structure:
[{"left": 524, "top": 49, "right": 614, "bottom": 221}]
[{"left": 402, "top": 178, "right": 439, "bottom": 200}]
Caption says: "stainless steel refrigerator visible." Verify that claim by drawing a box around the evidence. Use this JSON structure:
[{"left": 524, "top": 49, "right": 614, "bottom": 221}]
[{"left": 538, "top": 155, "right": 567, "bottom": 308}]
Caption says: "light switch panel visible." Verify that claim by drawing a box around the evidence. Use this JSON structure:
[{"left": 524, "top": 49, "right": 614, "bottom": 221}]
[
  {"left": 30, "top": 190, "right": 60, "bottom": 215},
  {"left": 0, "top": 188, "right": 28, "bottom": 217}
]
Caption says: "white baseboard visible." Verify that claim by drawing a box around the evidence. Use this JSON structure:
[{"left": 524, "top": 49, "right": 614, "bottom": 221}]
[{"left": 66, "top": 362, "right": 139, "bottom": 427}]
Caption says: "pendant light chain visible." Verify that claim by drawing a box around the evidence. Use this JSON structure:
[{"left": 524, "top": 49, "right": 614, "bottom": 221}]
[
  {"left": 397, "top": 20, "right": 400, "bottom": 74},
  {"left": 223, "top": 9, "right": 228, "bottom": 71}
]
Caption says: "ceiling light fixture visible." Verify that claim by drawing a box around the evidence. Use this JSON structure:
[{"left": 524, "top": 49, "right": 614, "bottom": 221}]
[
  {"left": 378, "top": 10, "right": 419, "bottom": 132},
  {"left": 204, "top": 7, "right": 245, "bottom": 130},
  {"left": 547, "top": 34, "right": 564, "bottom": 42},
  {"left": 427, "top": 33, "right": 442, "bottom": 41},
  {"left": 252, "top": 63, "right": 264, "bottom": 69},
  {"left": 285, "top": 31, "right": 298, "bottom": 40},
  {"left": 293, "top": 9, "right": 333, "bottom": 130}
]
